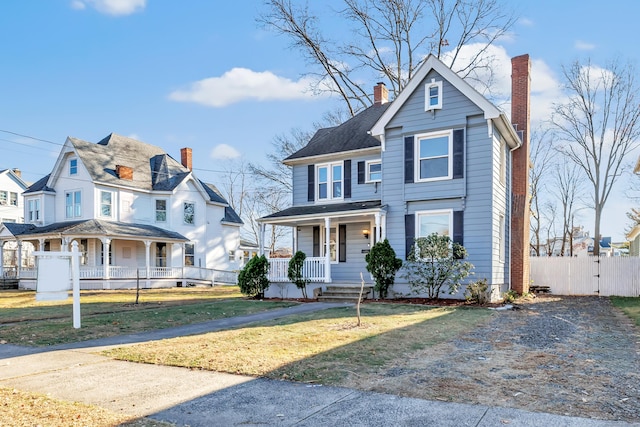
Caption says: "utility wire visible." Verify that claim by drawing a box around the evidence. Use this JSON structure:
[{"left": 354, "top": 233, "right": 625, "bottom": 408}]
[{"left": 0, "top": 129, "right": 63, "bottom": 146}]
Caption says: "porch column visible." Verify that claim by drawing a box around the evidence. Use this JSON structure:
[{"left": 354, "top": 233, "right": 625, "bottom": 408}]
[
  {"left": 62, "top": 237, "right": 70, "bottom": 252},
  {"left": 144, "top": 240, "right": 151, "bottom": 288},
  {"left": 38, "top": 238, "right": 45, "bottom": 251},
  {"left": 16, "top": 240, "right": 22, "bottom": 279},
  {"left": 375, "top": 212, "right": 382, "bottom": 243},
  {"left": 258, "top": 223, "right": 266, "bottom": 256},
  {"left": 0, "top": 241, "right": 4, "bottom": 278},
  {"left": 101, "top": 238, "right": 111, "bottom": 289},
  {"left": 324, "top": 217, "right": 331, "bottom": 283},
  {"left": 293, "top": 226, "right": 298, "bottom": 253},
  {"left": 179, "top": 242, "right": 185, "bottom": 285},
  {"left": 381, "top": 213, "right": 387, "bottom": 240}
]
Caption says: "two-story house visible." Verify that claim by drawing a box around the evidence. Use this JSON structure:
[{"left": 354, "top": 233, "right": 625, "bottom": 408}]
[
  {"left": 0, "top": 133, "right": 243, "bottom": 289},
  {"left": 258, "top": 54, "right": 531, "bottom": 300},
  {"left": 0, "top": 169, "right": 30, "bottom": 277}
]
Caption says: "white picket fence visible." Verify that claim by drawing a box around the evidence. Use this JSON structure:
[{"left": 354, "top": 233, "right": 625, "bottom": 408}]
[{"left": 530, "top": 257, "right": 640, "bottom": 297}]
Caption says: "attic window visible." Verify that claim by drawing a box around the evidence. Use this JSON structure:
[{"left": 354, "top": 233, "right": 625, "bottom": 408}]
[
  {"left": 69, "top": 158, "right": 78, "bottom": 175},
  {"left": 425, "top": 79, "right": 443, "bottom": 111}
]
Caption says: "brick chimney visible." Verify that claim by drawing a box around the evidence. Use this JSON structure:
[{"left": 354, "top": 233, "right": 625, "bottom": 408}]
[
  {"left": 116, "top": 165, "right": 133, "bottom": 180},
  {"left": 374, "top": 82, "right": 388, "bottom": 105},
  {"left": 181, "top": 147, "right": 192, "bottom": 171},
  {"left": 510, "top": 54, "right": 531, "bottom": 295}
]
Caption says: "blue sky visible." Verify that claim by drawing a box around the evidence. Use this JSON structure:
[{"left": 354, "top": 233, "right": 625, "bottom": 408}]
[{"left": 1, "top": 0, "right": 638, "bottom": 242}]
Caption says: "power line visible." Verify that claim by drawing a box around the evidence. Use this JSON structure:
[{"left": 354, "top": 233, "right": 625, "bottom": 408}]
[{"left": 0, "top": 129, "right": 63, "bottom": 146}]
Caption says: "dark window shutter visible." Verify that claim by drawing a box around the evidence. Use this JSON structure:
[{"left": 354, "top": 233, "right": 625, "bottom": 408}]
[
  {"left": 453, "top": 129, "right": 464, "bottom": 179},
  {"left": 339, "top": 224, "right": 347, "bottom": 262},
  {"left": 344, "top": 160, "right": 352, "bottom": 199},
  {"left": 404, "top": 136, "right": 414, "bottom": 183},
  {"left": 313, "top": 226, "right": 320, "bottom": 257},
  {"left": 405, "top": 214, "right": 415, "bottom": 260},
  {"left": 307, "top": 165, "right": 315, "bottom": 202},
  {"left": 453, "top": 211, "right": 464, "bottom": 258},
  {"left": 357, "top": 161, "right": 365, "bottom": 184}
]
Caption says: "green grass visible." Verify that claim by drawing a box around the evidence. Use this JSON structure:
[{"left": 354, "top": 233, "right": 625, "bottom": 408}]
[
  {"left": 611, "top": 296, "right": 640, "bottom": 326},
  {"left": 105, "top": 303, "right": 491, "bottom": 385},
  {"left": 0, "top": 287, "right": 297, "bottom": 346}
]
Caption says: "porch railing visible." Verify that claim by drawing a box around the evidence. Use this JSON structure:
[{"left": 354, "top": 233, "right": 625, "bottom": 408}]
[{"left": 267, "top": 257, "right": 326, "bottom": 282}]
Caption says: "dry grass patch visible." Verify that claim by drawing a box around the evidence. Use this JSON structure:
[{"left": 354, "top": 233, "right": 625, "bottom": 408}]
[
  {"left": 0, "top": 386, "right": 174, "bottom": 427},
  {"left": 0, "top": 287, "right": 296, "bottom": 346},
  {"left": 611, "top": 296, "right": 640, "bottom": 326},
  {"left": 105, "top": 304, "right": 491, "bottom": 384}
]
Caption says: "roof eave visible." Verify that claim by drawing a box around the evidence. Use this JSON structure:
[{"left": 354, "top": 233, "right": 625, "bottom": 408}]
[{"left": 283, "top": 146, "right": 381, "bottom": 166}]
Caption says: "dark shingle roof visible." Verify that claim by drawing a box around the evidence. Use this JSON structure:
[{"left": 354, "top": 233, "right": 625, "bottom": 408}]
[
  {"left": 5, "top": 219, "right": 187, "bottom": 241},
  {"left": 262, "top": 200, "right": 383, "bottom": 219},
  {"left": 285, "top": 103, "right": 390, "bottom": 161},
  {"left": 223, "top": 206, "right": 243, "bottom": 224},
  {"left": 24, "top": 174, "right": 54, "bottom": 194}
]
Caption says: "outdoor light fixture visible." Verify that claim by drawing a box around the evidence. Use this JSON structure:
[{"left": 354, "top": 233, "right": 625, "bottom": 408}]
[{"left": 363, "top": 229, "right": 370, "bottom": 239}]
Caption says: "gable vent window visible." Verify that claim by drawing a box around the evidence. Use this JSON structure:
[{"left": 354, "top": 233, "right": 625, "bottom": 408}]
[
  {"left": 425, "top": 79, "right": 443, "bottom": 111},
  {"left": 69, "top": 158, "right": 78, "bottom": 175}
]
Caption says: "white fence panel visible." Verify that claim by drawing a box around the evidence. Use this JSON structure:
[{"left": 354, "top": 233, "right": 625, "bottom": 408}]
[{"left": 531, "top": 257, "right": 640, "bottom": 297}]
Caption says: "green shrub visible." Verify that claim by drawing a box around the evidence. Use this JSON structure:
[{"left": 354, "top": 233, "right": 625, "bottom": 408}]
[
  {"left": 502, "top": 289, "right": 518, "bottom": 303},
  {"left": 402, "top": 233, "right": 474, "bottom": 300},
  {"left": 365, "top": 239, "right": 402, "bottom": 299},
  {"left": 465, "top": 278, "right": 489, "bottom": 305},
  {"left": 237, "top": 255, "right": 270, "bottom": 298},
  {"left": 288, "top": 251, "right": 309, "bottom": 299}
]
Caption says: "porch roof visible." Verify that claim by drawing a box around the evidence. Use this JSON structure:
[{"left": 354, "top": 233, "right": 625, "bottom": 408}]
[
  {"left": 260, "top": 200, "right": 384, "bottom": 225},
  {"left": 2, "top": 219, "right": 188, "bottom": 242}
]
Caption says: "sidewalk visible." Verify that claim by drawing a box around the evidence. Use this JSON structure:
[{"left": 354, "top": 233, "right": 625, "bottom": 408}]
[{"left": 1, "top": 303, "right": 638, "bottom": 427}]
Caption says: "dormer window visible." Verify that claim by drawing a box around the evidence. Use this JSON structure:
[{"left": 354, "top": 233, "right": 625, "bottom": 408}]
[
  {"left": 425, "top": 79, "right": 443, "bottom": 111},
  {"left": 69, "top": 158, "right": 78, "bottom": 175}
]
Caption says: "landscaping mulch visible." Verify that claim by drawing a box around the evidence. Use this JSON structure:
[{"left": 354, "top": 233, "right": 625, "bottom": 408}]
[{"left": 341, "top": 295, "right": 640, "bottom": 422}]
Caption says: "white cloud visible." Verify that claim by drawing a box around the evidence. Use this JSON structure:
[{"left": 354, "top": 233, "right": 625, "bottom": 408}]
[
  {"left": 519, "top": 17, "right": 534, "bottom": 27},
  {"left": 71, "top": 0, "right": 146, "bottom": 16},
  {"left": 575, "top": 40, "right": 596, "bottom": 51},
  {"left": 168, "top": 68, "right": 319, "bottom": 107},
  {"left": 210, "top": 144, "right": 241, "bottom": 160}
]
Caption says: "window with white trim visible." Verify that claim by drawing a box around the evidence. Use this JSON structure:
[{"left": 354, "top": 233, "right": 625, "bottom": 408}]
[
  {"left": 155, "top": 199, "right": 167, "bottom": 222},
  {"left": 99, "top": 191, "right": 113, "bottom": 217},
  {"left": 317, "top": 162, "right": 343, "bottom": 201},
  {"left": 425, "top": 79, "right": 443, "bottom": 111},
  {"left": 183, "top": 202, "right": 195, "bottom": 224},
  {"left": 366, "top": 160, "right": 382, "bottom": 182},
  {"left": 185, "top": 243, "right": 195, "bottom": 266},
  {"left": 65, "top": 190, "right": 82, "bottom": 218},
  {"left": 28, "top": 199, "right": 40, "bottom": 222},
  {"left": 416, "top": 209, "right": 452, "bottom": 238},
  {"left": 416, "top": 130, "right": 452, "bottom": 181},
  {"left": 0, "top": 191, "right": 6, "bottom": 205},
  {"left": 9, "top": 192, "right": 17, "bottom": 206},
  {"left": 69, "top": 158, "right": 78, "bottom": 175},
  {"left": 321, "top": 226, "right": 338, "bottom": 262},
  {"left": 155, "top": 242, "right": 166, "bottom": 267},
  {"left": 228, "top": 250, "right": 236, "bottom": 262}
]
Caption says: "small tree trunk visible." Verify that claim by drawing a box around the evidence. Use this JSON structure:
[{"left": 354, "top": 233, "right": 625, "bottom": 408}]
[
  {"left": 135, "top": 268, "right": 140, "bottom": 305},
  {"left": 357, "top": 273, "right": 365, "bottom": 327}
]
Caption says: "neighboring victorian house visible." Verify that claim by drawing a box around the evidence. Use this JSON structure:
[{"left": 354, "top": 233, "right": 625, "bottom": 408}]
[
  {"left": 0, "top": 168, "right": 30, "bottom": 277},
  {"left": 0, "top": 133, "right": 242, "bottom": 289},
  {"left": 259, "top": 54, "right": 531, "bottom": 300}
]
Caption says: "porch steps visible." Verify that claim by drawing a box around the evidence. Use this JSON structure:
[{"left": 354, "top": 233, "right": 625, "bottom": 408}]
[
  {"left": 0, "top": 279, "right": 19, "bottom": 290},
  {"left": 317, "top": 285, "right": 374, "bottom": 303}
]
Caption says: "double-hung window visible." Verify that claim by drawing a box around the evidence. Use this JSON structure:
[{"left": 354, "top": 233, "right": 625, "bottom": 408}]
[
  {"left": 28, "top": 199, "right": 40, "bottom": 222},
  {"left": 69, "top": 158, "right": 78, "bottom": 175},
  {"left": 155, "top": 199, "right": 167, "bottom": 222},
  {"left": 321, "top": 226, "right": 338, "bottom": 262},
  {"left": 366, "top": 160, "right": 382, "bottom": 182},
  {"left": 416, "top": 130, "right": 452, "bottom": 181},
  {"left": 317, "top": 162, "right": 343, "bottom": 201},
  {"left": 100, "top": 191, "right": 112, "bottom": 217},
  {"left": 9, "top": 192, "right": 17, "bottom": 206},
  {"left": 425, "top": 79, "right": 443, "bottom": 111},
  {"left": 184, "top": 202, "right": 195, "bottom": 224},
  {"left": 416, "top": 210, "right": 452, "bottom": 239},
  {"left": 65, "top": 190, "right": 82, "bottom": 218},
  {"left": 184, "top": 243, "right": 195, "bottom": 266},
  {"left": 0, "top": 191, "right": 6, "bottom": 205}
]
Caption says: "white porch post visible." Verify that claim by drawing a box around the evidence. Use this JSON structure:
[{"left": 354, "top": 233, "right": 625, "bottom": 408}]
[
  {"left": 0, "top": 241, "right": 4, "bottom": 278},
  {"left": 62, "top": 237, "right": 70, "bottom": 252},
  {"left": 16, "top": 240, "right": 22, "bottom": 278},
  {"left": 375, "top": 212, "right": 381, "bottom": 243},
  {"left": 259, "top": 223, "right": 266, "bottom": 256},
  {"left": 38, "top": 238, "right": 45, "bottom": 251},
  {"left": 324, "top": 217, "right": 331, "bottom": 283},
  {"left": 101, "top": 238, "right": 111, "bottom": 289},
  {"left": 293, "top": 226, "right": 298, "bottom": 253},
  {"left": 381, "top": 213, "right": 387, "bottom": 240},
  {"left": 144, "top": 240, "right": 151, "bottom": 288},
  {"left": 180, "top": 242, "right": 185, "bottom": 284}
]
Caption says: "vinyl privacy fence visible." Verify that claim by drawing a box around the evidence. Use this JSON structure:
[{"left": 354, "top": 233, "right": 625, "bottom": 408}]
[{"left": 530, "top": 257, "right": 640, "bottom": 297}]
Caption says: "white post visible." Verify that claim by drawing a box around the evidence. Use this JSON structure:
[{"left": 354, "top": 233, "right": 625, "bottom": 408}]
[
  {"left": 375, "top": 212, "right": 381, "bottom": 243},
  {"left": 16, "top": 241, "right": 22, "bottom": 278},
  {"left": 144, "top": 240, "right": 151, "bottom": 288},
  {"left": 293, "top": 226, "right": 298, "bottom": 253},
  {"left": 324, "top": 217, "right": 331, "bottom": 283},
  {"left": 101, "top": 238, "right": 111, "bottom": 289},
  {"left": 71, "top": 241, "right": 81, "bottom": 329},
  {"left": 381, "top": 213, "right": 387, "bottom": 240},
  {"left": 0, "top": 241, "right": 4, "bottom": 278}
]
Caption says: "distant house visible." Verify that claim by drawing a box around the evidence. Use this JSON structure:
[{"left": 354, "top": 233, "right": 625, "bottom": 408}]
[
  {"left": 0, "top": 169, "right": 30, "bottom": 277},
  {"left": 258, "top": 54, "right": 532, "bottom": 300},
  {"left": 0, "top": 134, "right": 242, "bottom": 289}
]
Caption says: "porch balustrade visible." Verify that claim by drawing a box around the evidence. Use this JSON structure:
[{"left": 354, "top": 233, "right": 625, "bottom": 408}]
[{"left": 267, "top": 257, "right": 326, "bottom": 283}]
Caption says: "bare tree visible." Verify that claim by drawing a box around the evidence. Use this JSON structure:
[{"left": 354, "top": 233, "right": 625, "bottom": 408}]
[
  {"left": 552, "top": 162, "right": 584, "bottom": 256},
  {"left": 259, "top": 0, "right": 516, "bottom": 116},
  {"left": 552, "top": 58, "right": 640, "bottom": 256},
  {"left": 529, "top": 128, "right": 554, "bottom": 256}
]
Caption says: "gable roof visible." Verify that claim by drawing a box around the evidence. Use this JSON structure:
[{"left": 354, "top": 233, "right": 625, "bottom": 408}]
[
  {"left": 0, "top": 169, "right": 29, "bottom": 190},
  {"left": 370, "top": 54, "right": 521, "bottom": 149},
  {"left": 24, "top": 174, "right": 54, "bottom": 194},
  {"left": 284, "top": 103, "right": 390, "bottom": 164}
]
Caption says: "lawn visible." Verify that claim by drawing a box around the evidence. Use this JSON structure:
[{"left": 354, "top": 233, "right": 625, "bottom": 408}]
[
  {"left": 105, "top": 303, "right": 491, "bottom": 384},
  {"left": 611, "top": 296, "right": 640, "bottom": 326},
  {"left": 0, "top": 287, "right": 297, "bottom": 346}
]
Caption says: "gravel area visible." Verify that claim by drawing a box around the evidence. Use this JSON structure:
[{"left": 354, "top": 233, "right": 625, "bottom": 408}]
[{"left": 345, "top": 295, "right": 640, "bottom": 422}]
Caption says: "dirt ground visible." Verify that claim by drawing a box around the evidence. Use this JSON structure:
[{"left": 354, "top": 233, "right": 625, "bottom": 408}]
[{"left": 343, "top": 295, "right": 640, "bottom": 422}]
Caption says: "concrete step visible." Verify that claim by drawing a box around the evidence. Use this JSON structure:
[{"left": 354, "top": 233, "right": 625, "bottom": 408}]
[{"left": 318, "top": 285, "right": 374, "bottom": 302}]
